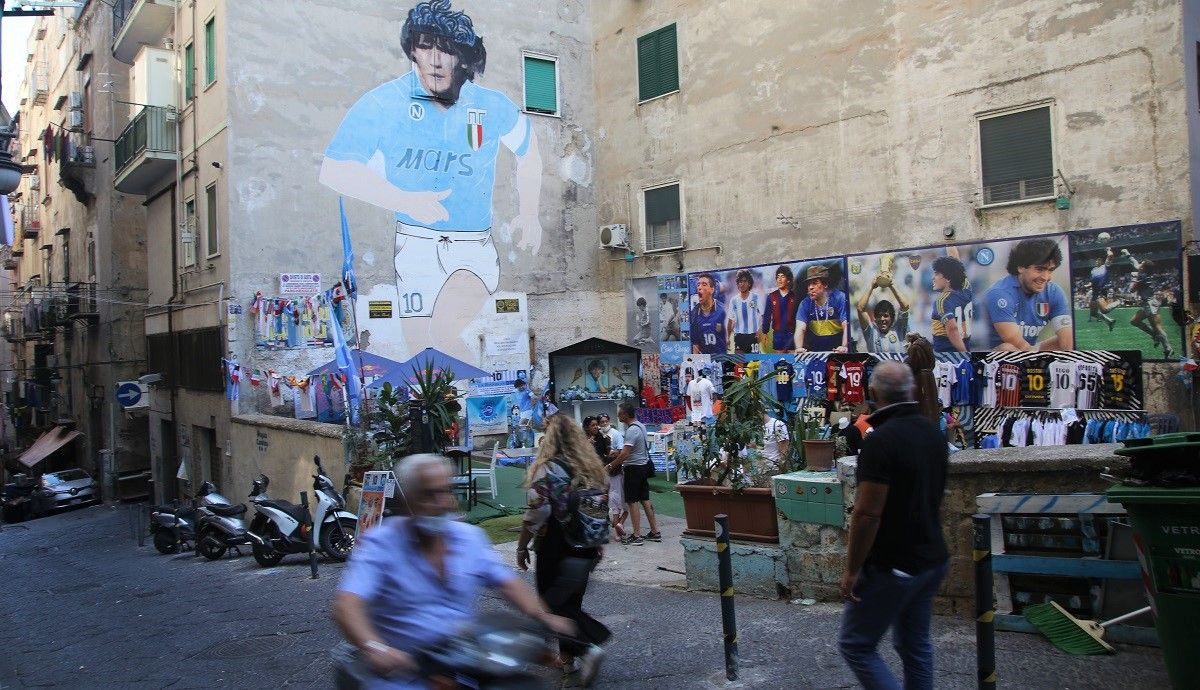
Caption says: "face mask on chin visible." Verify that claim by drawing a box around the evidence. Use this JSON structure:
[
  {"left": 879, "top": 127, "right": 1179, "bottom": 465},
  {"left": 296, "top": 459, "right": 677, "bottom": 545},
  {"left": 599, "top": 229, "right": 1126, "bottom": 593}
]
[{"left": 412, "top": 512, "right": 462, "bottom": 537}]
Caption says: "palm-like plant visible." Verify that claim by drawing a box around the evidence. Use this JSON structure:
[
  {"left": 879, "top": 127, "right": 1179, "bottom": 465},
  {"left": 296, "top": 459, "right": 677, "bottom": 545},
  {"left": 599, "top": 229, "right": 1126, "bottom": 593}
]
[{"left": 675, "top": 371, "right": 783, "bottom": 488}]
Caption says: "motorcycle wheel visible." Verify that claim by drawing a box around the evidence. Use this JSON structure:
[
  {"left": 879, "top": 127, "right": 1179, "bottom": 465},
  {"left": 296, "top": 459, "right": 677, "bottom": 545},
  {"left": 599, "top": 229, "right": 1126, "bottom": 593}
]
[
  {"left": 320, "top": 517, "right": 357, "bottom": 562},
  {"left": 197, "top": 531, "right": 228, "bottom": 561},
  {"left": 152, "top": 528, "right": 179, "bottom": 555},
  {"left": 252, "top": 539, "right": 285, "bottom": 567}
]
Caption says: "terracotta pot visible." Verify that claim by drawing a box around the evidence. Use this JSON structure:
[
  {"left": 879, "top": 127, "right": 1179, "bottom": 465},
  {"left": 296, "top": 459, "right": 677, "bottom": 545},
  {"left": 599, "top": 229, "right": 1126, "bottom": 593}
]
[
  {"left": 803, "top": 439, "right": 835, "bottom": 471},
  {"left": 676, "top": 481, "right": 778, "bottom": 543}
]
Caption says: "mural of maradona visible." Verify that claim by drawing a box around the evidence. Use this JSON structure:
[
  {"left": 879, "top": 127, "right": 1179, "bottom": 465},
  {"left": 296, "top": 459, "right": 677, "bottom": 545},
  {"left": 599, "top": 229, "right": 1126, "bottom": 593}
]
[{"left": 319, "top": 0, "right": 542, "bottom": 361}]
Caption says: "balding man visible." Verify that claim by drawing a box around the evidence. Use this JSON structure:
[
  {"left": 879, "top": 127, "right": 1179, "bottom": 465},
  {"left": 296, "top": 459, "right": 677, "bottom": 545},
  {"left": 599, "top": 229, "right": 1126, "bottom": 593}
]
[{"left": 839, "top": 361, "right": 949, "bottom": 690}]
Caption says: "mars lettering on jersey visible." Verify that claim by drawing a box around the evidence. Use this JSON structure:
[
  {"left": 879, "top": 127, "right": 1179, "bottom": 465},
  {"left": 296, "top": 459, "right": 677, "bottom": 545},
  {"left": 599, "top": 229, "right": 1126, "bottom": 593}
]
[{"left": 396, "top": 148, "right": 475, "bottom": 175}]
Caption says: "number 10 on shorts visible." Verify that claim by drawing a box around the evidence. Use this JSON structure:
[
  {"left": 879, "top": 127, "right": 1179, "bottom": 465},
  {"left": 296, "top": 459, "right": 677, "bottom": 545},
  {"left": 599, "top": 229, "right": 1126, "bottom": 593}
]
[{"left": 401, "top": 292, "right": 424, "bottom": 315}]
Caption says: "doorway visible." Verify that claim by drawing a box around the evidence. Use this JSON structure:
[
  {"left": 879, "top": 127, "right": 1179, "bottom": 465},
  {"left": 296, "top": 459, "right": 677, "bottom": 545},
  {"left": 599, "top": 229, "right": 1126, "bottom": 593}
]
[{"left": 159, "top": 419, "right": 177, "bottom": 502}]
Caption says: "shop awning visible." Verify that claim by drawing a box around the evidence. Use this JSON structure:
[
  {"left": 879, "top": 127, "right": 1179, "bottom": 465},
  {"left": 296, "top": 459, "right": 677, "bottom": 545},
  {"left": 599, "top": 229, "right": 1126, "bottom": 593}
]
[{"left": 17, "top": 426, "right": 81, "bottom": 469}]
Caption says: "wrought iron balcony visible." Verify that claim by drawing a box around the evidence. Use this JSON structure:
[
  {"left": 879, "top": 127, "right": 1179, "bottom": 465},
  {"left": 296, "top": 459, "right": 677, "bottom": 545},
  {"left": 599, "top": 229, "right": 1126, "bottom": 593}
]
[
  {"left": 66, "top": 283, "right": 100, "bottom": 324},
  {"left": 114, "top": 105, "right": 177, "bottom": 195}
]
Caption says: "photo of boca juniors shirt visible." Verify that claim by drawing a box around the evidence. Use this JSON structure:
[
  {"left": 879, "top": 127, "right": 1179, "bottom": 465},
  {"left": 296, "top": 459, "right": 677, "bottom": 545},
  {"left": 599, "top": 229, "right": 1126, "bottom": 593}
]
[
  {"left": 997, "top": 362, "right": 1022, "bottom": 407},
  {"left": 774, "top": 359, "right": 795, "bottom": 404},
  {"left": 841, "top": 360, "right": 867, "bottom": 404}
]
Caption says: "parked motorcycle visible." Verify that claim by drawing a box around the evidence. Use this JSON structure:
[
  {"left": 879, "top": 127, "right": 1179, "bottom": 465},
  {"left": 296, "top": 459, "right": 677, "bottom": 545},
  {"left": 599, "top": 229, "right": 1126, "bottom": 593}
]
[
  {"left": 149, "top": 481, "right": 232, "bottom": 555},
  {"left": 195, "top": 493, "right": 252, "bottom": 561},
  {"left": 332, "top": 612, "right": 559, "bottom": 689},
  {"left": 245, "top": 456, "right": 358, "bottom": 567}
]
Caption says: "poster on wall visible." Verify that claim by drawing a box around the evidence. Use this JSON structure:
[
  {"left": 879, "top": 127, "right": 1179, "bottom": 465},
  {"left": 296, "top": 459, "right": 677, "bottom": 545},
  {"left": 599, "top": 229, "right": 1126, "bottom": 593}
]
[
  {"left": 626, "top": 278, "right": 661, "bottom": 353},
  {"left": 553, "top": 352, "right": 640, "bottom": 402},
  {"left": 686, "top": 257, "right": 849, "bottom": 354},
  {"left": 657, "top": 274, "right": 690, "bottom": 364},
  {"left": 465, "top": 394, "right": 511, "bottom": 435},
  {"left": 252, "top": 293, "right": 353, "bottom": 349},
  {"left": 848, "top": 235, "right": 1073, "bottom": 355},
  {"left": 1067, "top": 221, "right": 1183, "bottom": 361}
]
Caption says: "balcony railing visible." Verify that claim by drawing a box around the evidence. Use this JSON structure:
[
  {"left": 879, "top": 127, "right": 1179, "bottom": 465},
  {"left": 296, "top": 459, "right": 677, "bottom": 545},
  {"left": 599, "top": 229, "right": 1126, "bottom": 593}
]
[
  {"left": 21, "top": 203, "right": 41, "bottom": 239},
  {"left": 114, "top": 105, "right": 177, "bottom": 177},
  {"left": 66, "top": 282, "right": 99, "bottom": 323},
  {"left": 112, "top": 0, "right": 177, "bottom": 64},
  {"left": 112, "top": 0, "right": 134, "bottom": 36}
]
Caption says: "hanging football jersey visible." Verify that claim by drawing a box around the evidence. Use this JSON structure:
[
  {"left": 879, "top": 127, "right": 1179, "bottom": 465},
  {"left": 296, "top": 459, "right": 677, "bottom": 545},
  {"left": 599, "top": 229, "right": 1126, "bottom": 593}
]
[
  {"left": 841, "top": 360, "right": 867, "bottom": 405},
  {"left": 1075, "top": 361, "right": 1103, "bottom": 409},
  {"left": 1020, "top": 358, "right": 1050, "bottom": 407},
  {"left": 1101, "top": 360, "right": 1136, "bottom": 409},
  {"left": 996, "top": 362, "right": 1022, "bottom": 407},
  {"left": 1048, "top": 360, "right": 1077, "bottom": 408}
]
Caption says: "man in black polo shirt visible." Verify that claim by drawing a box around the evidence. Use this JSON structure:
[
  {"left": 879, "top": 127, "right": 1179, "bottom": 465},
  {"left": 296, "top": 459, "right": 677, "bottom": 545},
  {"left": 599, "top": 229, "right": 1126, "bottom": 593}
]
[{"left": 839, "top": 361, "right": 949, "bottom": 689}]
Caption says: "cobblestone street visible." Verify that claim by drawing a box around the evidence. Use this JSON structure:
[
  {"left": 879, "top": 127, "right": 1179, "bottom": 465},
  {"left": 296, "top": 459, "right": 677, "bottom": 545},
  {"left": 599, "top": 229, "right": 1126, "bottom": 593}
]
[{"left": 0, "top": 505, "right": 1170, "bottom": 689}]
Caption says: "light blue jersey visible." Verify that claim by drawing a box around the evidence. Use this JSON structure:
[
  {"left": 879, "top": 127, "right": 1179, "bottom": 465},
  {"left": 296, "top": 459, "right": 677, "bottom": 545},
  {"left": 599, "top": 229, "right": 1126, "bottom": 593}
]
[
  {"left": 983, "top": 274, "right": 1070, "bottom": 349},
  {"left": 324, "top": 72, "right": 531, "bottom": 231}
]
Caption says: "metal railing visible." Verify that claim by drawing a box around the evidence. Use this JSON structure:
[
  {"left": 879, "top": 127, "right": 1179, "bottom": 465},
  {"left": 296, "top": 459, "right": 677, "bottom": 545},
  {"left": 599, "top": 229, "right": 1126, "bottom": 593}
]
[
  {"left": 114, "top": 105, "right": 177, "bottom": 176},
  {"left": 112, "top": 0, "right": 135, "bottom": 37},
  {"left": 982, "top": 176, "right": 1054, "bottom": 205},
  {"left": 66, "top": 282, "right": 99, "bottom": 319}
]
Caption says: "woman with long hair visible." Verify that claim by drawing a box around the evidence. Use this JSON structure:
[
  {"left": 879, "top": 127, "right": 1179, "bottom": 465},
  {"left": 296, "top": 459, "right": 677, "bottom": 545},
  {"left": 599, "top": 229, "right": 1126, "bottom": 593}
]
[
  {"left": 515, "top": 414, "right": 611, "bottom": 686},
  {"left": 905, "top": 334, "right": 943, "bottom": 426},
  {"left": 584, "top": 416, "right": 626, "bottom": 541}
]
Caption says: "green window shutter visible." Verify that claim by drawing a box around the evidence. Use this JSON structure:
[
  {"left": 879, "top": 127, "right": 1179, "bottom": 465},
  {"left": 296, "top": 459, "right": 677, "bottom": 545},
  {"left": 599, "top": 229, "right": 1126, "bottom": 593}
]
[
  {"left": 183, "top": 43, "right": 194, "bottom": 101},
  {"left": 980, "top": 106, "right": 1053, "bottom": 201},
  {"left": 204, "top": 18, "right": 216, "bottom": 85},
  {"left": 638, "top": 24, "right": 679, "bottom": 101},
  {"left": 523, "top": 56, "right": 557, "bottom": 114},
  {"left": 645, "top": 185, "right": 680, "bottom": 225}
]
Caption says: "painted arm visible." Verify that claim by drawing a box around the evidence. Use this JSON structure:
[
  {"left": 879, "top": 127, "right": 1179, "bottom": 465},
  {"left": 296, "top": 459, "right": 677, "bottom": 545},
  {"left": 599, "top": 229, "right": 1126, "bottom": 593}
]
[
  {"left": 991, "top": 322, "right": 1034, "bottom": 351},
  {"left": 318, "top": 158, "right": 449, "bottom": 225},
  {"left": 794, "top": 321, "right": 808, "bottom": 352},
  {"left": 945, "top": 318, "right": 968, "bottom": 353},
  {"left": 841, "top": 479, "right": 889, "bottom": 600},
  {"left": 512, "top": 134, "right": 543, "bottom": 254},
  {"left": 1040, "top": 327, "right": 1074, "bottom": 351},
  {"left": 887, "top": 282, "right": 911, "bottom": 313},
  {"left": 855, "top": 280, "right": 876, "bottom": 331}
]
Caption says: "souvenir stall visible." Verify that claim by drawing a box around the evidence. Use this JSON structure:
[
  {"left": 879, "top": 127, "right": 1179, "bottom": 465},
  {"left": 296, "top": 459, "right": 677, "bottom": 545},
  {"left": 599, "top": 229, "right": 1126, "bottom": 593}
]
[{"left": 547, "top": 338, "right": 642, "bottom": 424}]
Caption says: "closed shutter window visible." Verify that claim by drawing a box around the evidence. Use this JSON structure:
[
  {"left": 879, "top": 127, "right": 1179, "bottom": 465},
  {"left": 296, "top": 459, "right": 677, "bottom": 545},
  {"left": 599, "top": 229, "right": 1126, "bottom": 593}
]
[
  {"left": 204, "top": 17, "right": 216, "bottom": 86},
  {"left": 523, "top": 55, "right": 557, "bottom": 115},
  {"left": 637, "top": 24, "right": 679, "bottom": 102},
  {"left": 644, "top": 184, "right": 682, "bottom": 251},
  {"left": 980, "top": 106, "right": 1053, "bottom": 204},
  {"left": 183, "top": 43, "right": 194, "bottom": 101}
]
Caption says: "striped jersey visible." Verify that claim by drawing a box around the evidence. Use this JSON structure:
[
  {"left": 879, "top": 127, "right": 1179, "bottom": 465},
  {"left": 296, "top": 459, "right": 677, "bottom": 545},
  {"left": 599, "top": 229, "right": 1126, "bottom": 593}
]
[
  {"left": 1074, "top": 361, "right": 1103, "bottom": 409},
  {"left": 997, "top": 363, "right": 1022, "bottom": 408},
  {"left": 728, "top": 293, "right": 762, "bottom": 335}
]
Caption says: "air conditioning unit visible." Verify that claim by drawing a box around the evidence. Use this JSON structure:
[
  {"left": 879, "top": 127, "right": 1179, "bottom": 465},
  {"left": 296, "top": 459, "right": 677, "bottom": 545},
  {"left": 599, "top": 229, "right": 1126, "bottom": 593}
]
[
  {"left": 29, "top": 174, "right": 39, "bottom": 191},
  {"left": 598, "top": 224, "right": 629, "bottom": 249},
  {"left": 67, "top": 110, "right": 84, "bottom": 132},
  {"left": 68, "top": 91, "right": 83, "bottom": 111}
]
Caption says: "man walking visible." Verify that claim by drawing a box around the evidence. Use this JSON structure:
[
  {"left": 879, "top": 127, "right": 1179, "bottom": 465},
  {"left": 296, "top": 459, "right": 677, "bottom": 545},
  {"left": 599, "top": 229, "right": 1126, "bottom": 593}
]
[
  {"left": 839, "top": 361, "right": 949, "bottom": 689},
  {"left": 607, "top": 403, "right": 661, "bottom": 545}
]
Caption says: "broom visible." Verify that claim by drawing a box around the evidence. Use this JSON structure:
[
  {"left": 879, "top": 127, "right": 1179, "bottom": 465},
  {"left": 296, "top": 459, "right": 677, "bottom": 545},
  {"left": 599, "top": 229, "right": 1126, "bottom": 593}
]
[{"left": 1023, "top": 601, "right": 1152, "bottom": 655}]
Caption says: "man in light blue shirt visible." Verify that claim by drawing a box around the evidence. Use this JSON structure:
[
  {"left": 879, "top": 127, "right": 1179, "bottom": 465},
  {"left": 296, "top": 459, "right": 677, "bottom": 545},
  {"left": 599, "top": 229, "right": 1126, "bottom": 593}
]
[
  {"left": 320, "top": 0, "right": 542, "bottom": 350},
  {"left": 333, "top": 454, "right": 571, "bottom": 688},
  {"left": 983, "top": 238, "right": 1073, "bottom": 351}
]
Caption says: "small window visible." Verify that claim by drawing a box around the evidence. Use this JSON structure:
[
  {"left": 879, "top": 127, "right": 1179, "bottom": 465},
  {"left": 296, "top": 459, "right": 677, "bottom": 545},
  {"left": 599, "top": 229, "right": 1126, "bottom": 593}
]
[
  {"left": 979, "top": 105, "right": 1054, "bottom": 205},
  {"left": 183, "top": 42, "right": 194, "bottom": 101},
  {"left": 183, "top": 198, "right": 196, "bottom": 267},
  {"left": 523, "top": 53, "right": 558, "bottom": 115},
  {"left": 643, "top": 183, "right": 682, "bottom": 252},
  {"left": 205, "top": 183, "right": 218, "bottom": 257},
  {"left": 637, "top": 24, "right": 679, "bottom": 102},
  {"left": 203, "top": 17, "right": 216, "bottom": 86}
]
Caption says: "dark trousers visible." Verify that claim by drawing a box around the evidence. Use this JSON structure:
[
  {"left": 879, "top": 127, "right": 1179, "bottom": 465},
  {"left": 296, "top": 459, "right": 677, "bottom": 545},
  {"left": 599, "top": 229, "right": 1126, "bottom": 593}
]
[
  {"left": 535, "top": 526, "right": 610, "bottom": 657},
  {"left": 839, "top": 561, "right": 949, "bottom": 690}
]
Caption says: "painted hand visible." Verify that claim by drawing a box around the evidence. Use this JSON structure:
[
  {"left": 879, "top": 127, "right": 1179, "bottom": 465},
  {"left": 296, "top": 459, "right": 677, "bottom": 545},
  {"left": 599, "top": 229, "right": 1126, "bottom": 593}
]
[
  {"left": 400, "top": 189, "right": 450, "bottom": 225},
  {"left": 511, "top": 213, "right": 543, "bottom": 255}
]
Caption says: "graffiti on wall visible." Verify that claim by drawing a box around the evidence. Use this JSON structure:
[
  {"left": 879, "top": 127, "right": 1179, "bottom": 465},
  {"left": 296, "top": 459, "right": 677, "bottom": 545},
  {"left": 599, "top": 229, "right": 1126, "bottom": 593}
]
[{"left": 319, "top": 0, "right": 540, "bottom": 364}]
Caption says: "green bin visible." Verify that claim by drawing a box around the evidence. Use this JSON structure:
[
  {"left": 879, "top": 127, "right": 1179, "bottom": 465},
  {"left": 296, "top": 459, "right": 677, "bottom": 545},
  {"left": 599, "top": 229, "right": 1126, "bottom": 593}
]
[{"left": 1107, "top": 483, "right": 1200, "bottom": 689}]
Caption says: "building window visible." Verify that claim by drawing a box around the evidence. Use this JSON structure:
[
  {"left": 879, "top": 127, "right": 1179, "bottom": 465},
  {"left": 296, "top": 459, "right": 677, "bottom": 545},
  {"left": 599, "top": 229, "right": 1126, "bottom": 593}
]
[
  {"left": 183, "top": 198, "right": 196, "bottom": 267},
  {"left": 637, "top": 24, "right": 679, "bottom": 103},
  {"left": 643, "top": 182, "right": 682, "bottom": 252},
  {"left": 205, "top": 183, "right": 218, "bottom": 257},
  {"left": 522, "top": 53, "right": 558, "bottom": 115},
  {"left": 148, "top": 328, "right": 224, "bottom": 392},
  {"left": 204, "top": 17, "right": 216, "bottom": 86},
  {"left": 183, "top": 42, "right": 194, "bottom": 101},
  {"left": 979, "top": 105, "right": 1054, "bottom": 205},
  {"left": 60, "top": 230, "right": 69, "bottom": 282},
  {"left": 86, "top": 232, "right": 95, "bottom": 281}
]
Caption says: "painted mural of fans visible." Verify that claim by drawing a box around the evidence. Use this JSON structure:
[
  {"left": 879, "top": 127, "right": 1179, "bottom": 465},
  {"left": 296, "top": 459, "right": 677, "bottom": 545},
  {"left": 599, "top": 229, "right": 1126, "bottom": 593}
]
[
  {"left": 982, "top": 238, "right": 1073, "bottom": 352},
  {"left": 320, "top": 0, "right": 542, "bottom": 359},
  {"left": 690, "top": 273, "right": 727, "bottom": 355},
  {"left": 929, "top": 249, "right": 973, "bottom": 354},
  {"left": 854, "top": 254, "right": 911, "bottom": 354},
  {"left": 795, "top": 264, "right": 850, "bottom": 353}
]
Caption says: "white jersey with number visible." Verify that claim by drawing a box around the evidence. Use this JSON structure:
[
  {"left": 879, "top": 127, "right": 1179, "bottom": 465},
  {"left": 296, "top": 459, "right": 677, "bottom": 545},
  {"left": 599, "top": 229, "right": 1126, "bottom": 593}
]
[
  {"left": 981, "top": 361, "right": 1000, "bottom": 408},
  {"left": 933, "top": 361, "right": 956, "bottom": 409},
  {"left": 1074, "top": 362, "right": 1103, "bottom": 409},
  {"left": 1048, "top": 361, "right": 1077, "bottom": 408},
  {"left": 687, "top": 377, "right": 715, "bottom": 421}
]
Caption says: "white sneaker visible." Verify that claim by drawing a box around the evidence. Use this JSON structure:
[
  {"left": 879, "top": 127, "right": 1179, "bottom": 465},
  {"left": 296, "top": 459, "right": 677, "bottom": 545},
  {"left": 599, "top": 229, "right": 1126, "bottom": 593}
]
[{"left": 578, "top": 644, "right": 605, "bottom": 687}]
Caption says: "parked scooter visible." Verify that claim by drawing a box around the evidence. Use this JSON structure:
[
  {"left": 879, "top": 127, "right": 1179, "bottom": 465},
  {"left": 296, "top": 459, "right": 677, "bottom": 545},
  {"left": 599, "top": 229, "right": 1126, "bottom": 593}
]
[
  {"left": 245, "top": 456, "right": 358, "bottom": 567},
  {"left": 148, "top": 481, "right": 232, "bottom": 555},
  {"left": 195, "top": 493, "right": 252, "bottom": 561}
]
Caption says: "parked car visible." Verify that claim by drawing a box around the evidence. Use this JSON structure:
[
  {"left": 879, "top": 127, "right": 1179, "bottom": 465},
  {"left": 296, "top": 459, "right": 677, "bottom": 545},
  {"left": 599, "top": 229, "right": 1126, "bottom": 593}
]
[{"left": 34, "top": 469, "right": 98, "bottom": 513}]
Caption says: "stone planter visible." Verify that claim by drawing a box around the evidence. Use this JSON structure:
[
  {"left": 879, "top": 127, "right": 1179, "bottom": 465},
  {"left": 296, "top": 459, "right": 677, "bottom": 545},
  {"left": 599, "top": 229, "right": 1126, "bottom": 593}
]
[
  {"left": 677, "top": 481, "right": 779, "bottom": 543},
  {"left": 802, "top": 439, "right": 835, "bottom": 471}
]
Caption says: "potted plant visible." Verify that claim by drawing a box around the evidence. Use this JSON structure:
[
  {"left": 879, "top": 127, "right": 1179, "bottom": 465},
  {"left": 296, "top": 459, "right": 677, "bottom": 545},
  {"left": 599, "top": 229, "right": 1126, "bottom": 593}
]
[
  {"left": 790, "top": 411, "right": 835, "bottom": 471},
  {"left": 674, "top": 371, "right": 781, "bottom": 543}
]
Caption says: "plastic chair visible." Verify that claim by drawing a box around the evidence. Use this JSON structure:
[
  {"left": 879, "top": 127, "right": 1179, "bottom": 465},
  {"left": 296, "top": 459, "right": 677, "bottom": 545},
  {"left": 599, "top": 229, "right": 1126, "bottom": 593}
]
[{"left": 470, "top": 443, "right": 498, "bottom": 500}]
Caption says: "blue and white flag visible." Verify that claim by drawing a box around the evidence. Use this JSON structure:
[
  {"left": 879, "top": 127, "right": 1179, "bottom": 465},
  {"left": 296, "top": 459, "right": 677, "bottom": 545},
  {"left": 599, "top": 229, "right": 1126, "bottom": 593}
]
[
  {"left": 339, "top": 197, "right": 357, "bottom": 301},
  {"left": 327, "top": 290, "right": 362, "bottom": 424}
]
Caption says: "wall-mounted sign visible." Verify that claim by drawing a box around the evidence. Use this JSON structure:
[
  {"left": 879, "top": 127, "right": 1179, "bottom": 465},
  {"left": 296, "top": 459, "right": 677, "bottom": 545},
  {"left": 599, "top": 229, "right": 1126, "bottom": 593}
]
[
  {"left": 279, "top": 273, "right": 321, "bottom": 296},
  {"left": 495, "top": 298, "right": 520, "bottom": 313},
  {"left": 368, "top": 300, "right": 394, "bottom": 319}
]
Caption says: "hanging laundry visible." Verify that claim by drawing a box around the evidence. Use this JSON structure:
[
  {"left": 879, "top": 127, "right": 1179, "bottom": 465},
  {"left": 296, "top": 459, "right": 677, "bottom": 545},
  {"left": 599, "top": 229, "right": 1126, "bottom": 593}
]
[
  {"left": 294, "top": 380, "right": 317, "bottom": 419},
  {"left": 268, "top": 371, "right": 284, "bottom": 407},
  {"left": 249, "top": 371, "right": 262, "bottom": 387}
]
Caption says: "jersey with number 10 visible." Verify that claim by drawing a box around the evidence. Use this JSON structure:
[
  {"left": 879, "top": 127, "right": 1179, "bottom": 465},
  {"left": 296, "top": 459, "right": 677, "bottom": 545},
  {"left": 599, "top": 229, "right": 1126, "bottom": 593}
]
[
  {"left": 689, "top": 303, "right": 727, "bottom": 355},
  {"left": 997, "top": 363, "right": 1022, "bottom": 407},
  {"left": 774, "top": 360, "right": 795, "bottom": 403},
  {"left": 1020, "top": 359, "right": 1050, "bottom": 407},
  {"left": 805, "top": 357, "right": 828, "bottom": 399},
  {"left": 1048, "top": 361, "right": 1077, "bottom": 408}
]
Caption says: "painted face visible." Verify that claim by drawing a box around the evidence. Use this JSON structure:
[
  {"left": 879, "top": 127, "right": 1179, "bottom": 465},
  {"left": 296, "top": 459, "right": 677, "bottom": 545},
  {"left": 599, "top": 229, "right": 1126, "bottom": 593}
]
[
  {"left": 1017, "top": 262, "right": 1057, "bottom": 295},
  {"left": 590, "top": 365, "right": 605, "bottom": 379},
  {"left": 737, "top": 278, "right": 751, "bottom": 295},
  {"left": 698, "top": 278, "right": 714, "bottom": 302},
  {"left": 875, "top": 310, "right": 894, "bottom": 332},
  {"left": 932, "top": 272, "right": 949, "bottom": 292},
  {"left": 412, "top": 36, "right": 462, "bottom": 98},
  {"left": 806, "top": 279, "right": 827, "bottom": 300}
]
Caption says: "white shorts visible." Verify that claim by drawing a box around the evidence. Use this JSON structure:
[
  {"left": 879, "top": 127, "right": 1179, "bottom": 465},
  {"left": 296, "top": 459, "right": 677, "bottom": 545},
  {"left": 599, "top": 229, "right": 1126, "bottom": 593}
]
[
  {"left": 394, "top": 223, "right": 500, "bottom": 318},
  {"left": 1138, "top": 297, "right": 1162, "bottom": 316},
  {"left": 608, "top": 473, "right": 625, "bottom": 514}
]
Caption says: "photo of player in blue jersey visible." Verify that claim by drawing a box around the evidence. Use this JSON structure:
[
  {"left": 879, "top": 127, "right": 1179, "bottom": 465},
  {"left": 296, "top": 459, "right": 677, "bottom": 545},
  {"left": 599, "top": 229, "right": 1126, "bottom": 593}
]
[
  {"left": 321, "top": 0, "right": 542, "bottom": 358},
  {"left": 982, "top": 237, "right": 1073, "bottom": 351},
  {"left": 795, "top": 264, "right": 849, "bottom": 353},
  {"left": 690, "top": 273, "right": 727, "bottom": 354},
  {"left": 930, "top": 252, "right": 973, "bottom": 353}
]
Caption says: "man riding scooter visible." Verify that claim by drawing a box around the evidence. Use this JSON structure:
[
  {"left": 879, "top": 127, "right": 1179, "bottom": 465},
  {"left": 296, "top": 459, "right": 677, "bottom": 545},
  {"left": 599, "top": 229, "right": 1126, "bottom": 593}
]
[{"left": 332, "top": 454, "right": 575, "bottom": 688}]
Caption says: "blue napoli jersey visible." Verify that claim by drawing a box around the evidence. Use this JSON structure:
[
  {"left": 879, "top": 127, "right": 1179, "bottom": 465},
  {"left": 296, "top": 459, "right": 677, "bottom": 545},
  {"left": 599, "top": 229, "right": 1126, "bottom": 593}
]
[
  {"left": 690, "top": 303, "right": 727, "bottom": 354},
  {"left": 805, "top": 356, "right": 828, "bottom": 397},
  {"left": 931, "top": 287, "right": 974, "bottom": 353},
  {"left": 983, "top": 275, "right": 1070, "bottom": 349},
  {"left": 1089, "top": 265, "right": 1110, "bottom": 292},
  {"left": 952, "top": 359, "right": 974, "bottom": 405},
  {"left": 324, "top": 72, "right": 531, "bottom": 231}
]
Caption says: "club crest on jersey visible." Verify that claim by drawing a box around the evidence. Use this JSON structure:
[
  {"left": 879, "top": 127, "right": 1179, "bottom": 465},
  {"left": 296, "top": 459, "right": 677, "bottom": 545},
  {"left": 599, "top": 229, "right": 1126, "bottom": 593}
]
[
  {"left": 467, "top": 108, "right": 487, "bottom": 150},
  {"left": 1036, "top": 301, "right": 1051, "bottom": 318}
]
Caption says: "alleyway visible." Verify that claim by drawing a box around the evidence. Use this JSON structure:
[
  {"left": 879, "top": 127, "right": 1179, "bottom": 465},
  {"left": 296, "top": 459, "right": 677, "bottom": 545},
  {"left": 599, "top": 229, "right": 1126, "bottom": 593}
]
[{"left": 0, "top": 506, "right": 1169, "bottom": 689}]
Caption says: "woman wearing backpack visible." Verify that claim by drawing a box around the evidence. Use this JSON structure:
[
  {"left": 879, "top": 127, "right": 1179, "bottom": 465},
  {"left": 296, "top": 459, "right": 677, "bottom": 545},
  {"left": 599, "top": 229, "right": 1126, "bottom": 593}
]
[{"left": 516, "top": 413, "right": 612, "bottom": 686}]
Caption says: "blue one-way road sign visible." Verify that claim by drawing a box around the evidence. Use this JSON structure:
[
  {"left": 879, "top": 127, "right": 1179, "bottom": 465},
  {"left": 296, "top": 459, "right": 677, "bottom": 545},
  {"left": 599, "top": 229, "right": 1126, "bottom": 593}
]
[{"left": 115, "top": 382, "right": 144, "bottom": 408}]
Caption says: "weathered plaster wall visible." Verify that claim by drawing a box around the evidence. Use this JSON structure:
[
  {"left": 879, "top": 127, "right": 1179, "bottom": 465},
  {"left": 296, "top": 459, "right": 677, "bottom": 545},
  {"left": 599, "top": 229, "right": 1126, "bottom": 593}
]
[{"left": 230, "top": 414, "right": 346, "bottom": 512}]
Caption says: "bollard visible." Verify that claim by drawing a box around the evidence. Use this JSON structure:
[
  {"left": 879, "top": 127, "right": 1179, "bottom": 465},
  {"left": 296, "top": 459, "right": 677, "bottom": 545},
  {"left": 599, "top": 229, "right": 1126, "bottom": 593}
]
[
  {"left": 973, "top": 513, "right": 996, "bottom": 689},
  {"left": 301, "top": 491, "right": 318, "bottom": 579},
  {"left": 715, "top": 514, "right": 738, "bottom": 681}
]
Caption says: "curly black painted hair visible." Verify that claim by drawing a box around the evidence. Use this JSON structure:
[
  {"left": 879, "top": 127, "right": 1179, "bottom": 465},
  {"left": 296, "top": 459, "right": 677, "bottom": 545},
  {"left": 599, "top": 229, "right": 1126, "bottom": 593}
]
[
  {"left": 931, "top": 256, "right": 968, "bottom": 290},
  {"left": 401, "top": 0, "right": 487, "bottom": 80},
  {"left": 1006, "top": 238, "right": 1062, "bottom": 275}
]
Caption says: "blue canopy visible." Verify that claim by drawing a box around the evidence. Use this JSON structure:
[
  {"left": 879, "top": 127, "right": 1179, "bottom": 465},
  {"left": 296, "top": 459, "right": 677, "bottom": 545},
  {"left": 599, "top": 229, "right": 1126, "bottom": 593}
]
[
  {"left": 371, "top": 347, "right": 490, "bottom": 389},
  {"left": 307, "top": 351, "right": 405, "bottom": 385}
]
